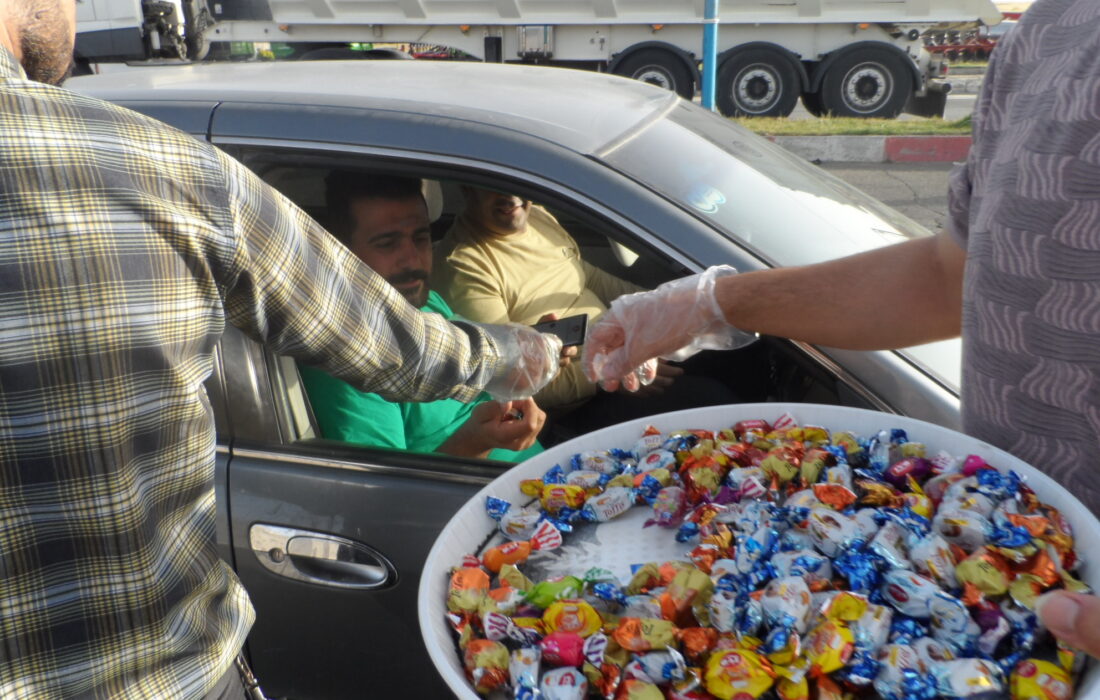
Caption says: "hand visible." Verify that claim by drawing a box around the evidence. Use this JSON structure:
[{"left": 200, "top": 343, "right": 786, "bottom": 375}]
[
  {"left": 536, "top": 313, "right": 579, "bottom": 368},
  {"left": 620, "top": 359, "right": 683, "bottom": 398},
  {"left": 480, "top": 323, "right": 563, "bottom": 400},
  {"left": 582, "top": 266, "right": 754, "bottom": 388},
  {"left": 1035, "top": 590, "right": 1100, "bottom": 658},
  {"left": 441, "top": 398, "right": 545, "bottom": 458}
]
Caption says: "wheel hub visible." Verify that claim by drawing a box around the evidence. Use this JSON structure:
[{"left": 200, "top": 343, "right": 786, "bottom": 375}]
[
  {"left": 634, "top": 66, "right": 673, "bottom": 90},
  {"left": 843, "top": 64, "right": 891, "bottom": 112},
  {"left": 735, "top": 66, "right": 778, "bottom": 112}
]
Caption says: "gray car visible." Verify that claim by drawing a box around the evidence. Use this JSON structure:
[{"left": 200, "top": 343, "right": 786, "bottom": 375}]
[{"left": 68, "top": 61, "right": 962, "bottom": 699}]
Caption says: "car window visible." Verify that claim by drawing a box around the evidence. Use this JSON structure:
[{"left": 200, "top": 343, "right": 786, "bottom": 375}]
[{"left": 229, "top": 145, "right": 894, "bottom": 444}]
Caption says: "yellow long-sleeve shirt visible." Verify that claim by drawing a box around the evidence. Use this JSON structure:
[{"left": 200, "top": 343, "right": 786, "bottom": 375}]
[{"left": 435, "top": 206, "right": 642, "bottom": 409}]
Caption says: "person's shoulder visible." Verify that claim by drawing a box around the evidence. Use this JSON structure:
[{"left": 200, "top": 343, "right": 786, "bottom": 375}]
[{"left": 28, "top": 83, "right": 220, "bottom": 161}]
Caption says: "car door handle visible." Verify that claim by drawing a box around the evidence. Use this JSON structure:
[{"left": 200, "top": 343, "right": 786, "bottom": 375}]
[{"left": 249, "top": 523, "right": 397, "bottom": 590}]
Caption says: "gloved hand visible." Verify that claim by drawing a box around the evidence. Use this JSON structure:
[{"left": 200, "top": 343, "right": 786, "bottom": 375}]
[
  {"left": 480, "top": 323, "right": 563, "bottom": 401},
  {"left": 582, "top": 266, "right": 755, "bottom": 390}
]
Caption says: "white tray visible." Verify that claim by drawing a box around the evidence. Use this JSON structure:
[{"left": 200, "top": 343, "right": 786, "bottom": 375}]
[{"left": 418, "top": 403, "right": 1100, "bottom": 699}]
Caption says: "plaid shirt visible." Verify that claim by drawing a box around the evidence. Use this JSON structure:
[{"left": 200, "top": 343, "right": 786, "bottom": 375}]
[{"left": 0, "top": 50, "right": 501, "bottom": 698}]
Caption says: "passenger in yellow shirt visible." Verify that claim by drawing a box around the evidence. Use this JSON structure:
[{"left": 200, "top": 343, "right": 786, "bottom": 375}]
[{"left": 434, "top": 186, "right": 738, "bottom": 434}]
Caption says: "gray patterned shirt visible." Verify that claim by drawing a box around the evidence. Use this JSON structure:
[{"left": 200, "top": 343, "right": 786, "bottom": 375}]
[{"left": 949, "top": 0, "right": 1100, "bottom": 514}]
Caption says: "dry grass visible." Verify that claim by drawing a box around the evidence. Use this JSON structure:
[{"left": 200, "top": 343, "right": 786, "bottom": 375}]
[{"left": 732, "top": 115, "right": 972, "bottom": 136}]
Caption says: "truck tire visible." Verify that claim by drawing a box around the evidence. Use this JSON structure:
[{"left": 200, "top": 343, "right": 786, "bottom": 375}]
[
  {"left": 818, "top": 47, "right": 913, "bottom": 118},
  {"left": 183, "top": 0, "right": 211, "bottom": 61},
  {"left": 614, "top": 49, "right": 694, "bottom": 100},
  {"left": 715, "top": 48, "right": 800, "bottom": 117}
]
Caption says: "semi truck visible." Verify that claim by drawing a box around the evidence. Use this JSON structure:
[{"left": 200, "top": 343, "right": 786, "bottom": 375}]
[{"left": 75, "top": 0, "right": 1002, "bottom": 118}]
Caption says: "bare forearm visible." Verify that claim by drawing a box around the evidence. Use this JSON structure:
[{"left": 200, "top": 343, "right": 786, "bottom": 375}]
[{"left": 715, "top": 233, "right": 965, "bottom": 350}]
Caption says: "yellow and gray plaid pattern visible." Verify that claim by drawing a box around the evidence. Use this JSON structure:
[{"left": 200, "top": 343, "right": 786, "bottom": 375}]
[{"left": 0, "top": 49, "right": 500, "bottom": 698}]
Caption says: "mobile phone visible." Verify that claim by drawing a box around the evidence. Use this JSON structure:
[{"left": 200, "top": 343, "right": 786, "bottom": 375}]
[{"left": 532, "top": 313, "right": 588, "bottom": 347}]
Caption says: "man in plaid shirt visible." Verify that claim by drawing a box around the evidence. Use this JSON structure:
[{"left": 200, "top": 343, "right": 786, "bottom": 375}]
[{"left": 0, "top": 1, "right": 561, "bottom": 697}]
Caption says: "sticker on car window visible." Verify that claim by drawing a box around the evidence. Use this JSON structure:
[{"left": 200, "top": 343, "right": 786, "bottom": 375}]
[{"left": 686, "top": 184, "right": 726, "bottom": 214}]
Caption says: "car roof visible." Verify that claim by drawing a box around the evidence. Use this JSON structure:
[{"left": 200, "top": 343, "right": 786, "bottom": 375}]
[{"left": 67, "top": 60, "right": 679, "bottom": 155}]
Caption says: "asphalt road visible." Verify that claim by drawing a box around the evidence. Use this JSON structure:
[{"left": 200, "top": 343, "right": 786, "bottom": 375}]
[{"left": 819, "top": 161, "right": 955, "bottom": 234}]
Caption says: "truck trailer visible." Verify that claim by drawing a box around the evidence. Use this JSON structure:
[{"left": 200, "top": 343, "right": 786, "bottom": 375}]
[{"left": 75, "top": 0, "right": 1002, "bottom": 118}]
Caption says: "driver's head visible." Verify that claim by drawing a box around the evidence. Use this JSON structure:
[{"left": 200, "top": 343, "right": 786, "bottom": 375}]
[
  {"left": 2, "top": 0, "right": 76, "bottom": 85},
  {"left": 460, "top": 185, "right": 532, "bottom": 237},
  {"left": 326, "top": 172, "right": 433, "bottom": 308}
]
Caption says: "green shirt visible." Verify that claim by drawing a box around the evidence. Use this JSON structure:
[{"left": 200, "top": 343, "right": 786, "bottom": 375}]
[{"left": 301, "top": 291, "right": 542, "bottom": 462}]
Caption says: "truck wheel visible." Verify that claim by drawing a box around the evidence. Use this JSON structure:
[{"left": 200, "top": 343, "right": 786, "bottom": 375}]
[
  {"left": 183, "top": 0, "right": 211, "bottom": 61},
  {"left": 614, "top": 49, "right": 695, "bottom": 100},
  {"left": 715, "top": 49, "right": 800, "bottom": 117},
  {"left": 818, "top": 47, "right": 913, "bottom": 118}
]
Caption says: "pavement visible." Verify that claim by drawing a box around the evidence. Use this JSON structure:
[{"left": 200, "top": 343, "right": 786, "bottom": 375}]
[
  {"left": 819, "top": 162, "right": 954, "bottom": 233},
  {"left": 773, "top": 69, "right": 981, "bottom": 165}
]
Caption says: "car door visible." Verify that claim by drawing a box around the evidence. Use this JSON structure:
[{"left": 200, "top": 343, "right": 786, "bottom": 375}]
[{"left": 215, "top": 323, "right": 506, "bottom": 698}]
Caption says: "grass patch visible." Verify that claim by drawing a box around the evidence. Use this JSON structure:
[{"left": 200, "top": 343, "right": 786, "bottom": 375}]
[{"left": 733, "top": 115, "right": 972, "bottom": 137}]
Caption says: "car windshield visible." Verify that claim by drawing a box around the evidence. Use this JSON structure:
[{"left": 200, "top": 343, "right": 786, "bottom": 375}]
[
  {"left": 599, "top": 102, "right": 932, "bottom": 267},
  {"left": 599, "top": 101, "right": 961, "bottom": 393}
]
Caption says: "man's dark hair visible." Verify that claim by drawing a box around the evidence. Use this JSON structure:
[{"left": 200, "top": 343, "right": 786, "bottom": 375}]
[{"left": 324, "top": 171, "right": 424, "bottom": 246}]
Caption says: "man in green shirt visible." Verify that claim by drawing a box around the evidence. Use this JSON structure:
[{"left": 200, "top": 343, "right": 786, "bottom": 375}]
[{"left": 300, "top": 173, "right": 545, "bottom": 461}]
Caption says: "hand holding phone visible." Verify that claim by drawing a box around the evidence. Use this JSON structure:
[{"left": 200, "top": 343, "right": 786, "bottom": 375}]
[{"left": 531, "top": 313, "right": 588, "bottom": 347}]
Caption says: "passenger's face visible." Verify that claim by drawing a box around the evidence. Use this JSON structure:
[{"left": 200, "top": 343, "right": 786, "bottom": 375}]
[
  {"left": 348, "top": 195, "right": 433, "bottom": 308},
  {"left": 464, "top": 186, "right": 531, "bottom": 236},
  {"left": 20, "top": 0, "right": 76, "bottom": 85}
]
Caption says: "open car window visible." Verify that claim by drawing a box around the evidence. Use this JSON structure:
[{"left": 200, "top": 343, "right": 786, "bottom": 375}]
[{"left": 227, "top": 144, "right": 889, "bottom": 454}]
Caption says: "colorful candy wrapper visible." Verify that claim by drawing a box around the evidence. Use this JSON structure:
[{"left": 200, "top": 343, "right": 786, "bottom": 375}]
[
  {"left": 807, "top": 506, "right": 860, "bottom": 557},
  {"left": 510, "top": 647, "right": 541, "bottom": 693},
  {"left": 540, "top": 483, "right": 588, "bottom": 513},
  {"left": 803, "top": 619, "right": 855, "bottom": 675},
  {"left": 612, "top": 617, "right": 678, "bottom": 653},
  {"left": 626, "top": 649, "right": 687, "bottom": 685},
  {"left": 761, "top": 576, "right": 812, "bottom": 634},
  {"left": 449, "top": 565, "right": 490, "bottom": 613},
  {"left": 482, "top": 520, "right": 563, "bottom": 573},
  {"left": 541, "top": 631, "right": 587, "bottom": 667},
  {"left": 909, "top": 533, "right": 959, "bottom": 588},
  {"left": 463, "top": 639, "right": 509, "bottom": 695},
  {"left": 881, "top": 570, "right": 941, "bottom": 618},
  {"left": 615, "top": 679, "right": 665, "bottom": 700},
  {"left": 928, "top": 591, "right": 980, "bottom": 654},
  {"left": 1010, "top": 659, "right": 1074, "bottom": 700},
  {"left": 543, "top": 599, "right": 603, "bottom": 637},
  {"left": 539, "top": 666, "right": 588, "bottom": 699},
  {"left": 581, "top": 486, "right": 633, "bottom": 522},
  {"left": 526, "top": 576, "right": 584, "bottom": 609},
  {"left": 934, "top": 658, "right": 1004, "bottom": 699},
  {"left": 703, "top": 648, "right": 775, "bottom": 699}
]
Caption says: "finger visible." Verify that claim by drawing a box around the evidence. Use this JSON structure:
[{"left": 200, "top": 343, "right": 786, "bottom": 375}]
[
  {"left": 537, "top": 313, "right": 559, "bottom": 323},
  {"left": 1036, "top": 591, "right": 1100, "bottom": 657}
]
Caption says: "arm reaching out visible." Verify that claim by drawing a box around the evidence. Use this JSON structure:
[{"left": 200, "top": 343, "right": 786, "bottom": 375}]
[{"left": 584, "top": 231, "right": 967, "bottom": 385}]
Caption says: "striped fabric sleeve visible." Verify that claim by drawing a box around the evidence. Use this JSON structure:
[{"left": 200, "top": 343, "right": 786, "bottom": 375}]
[{"left": 214, "top": 149, "right": 500, "bottom": 403}]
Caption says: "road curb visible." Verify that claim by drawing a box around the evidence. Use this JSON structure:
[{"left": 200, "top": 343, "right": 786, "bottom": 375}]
[{"left": 767, "top": 134, "right": 972, "bottom": 164}]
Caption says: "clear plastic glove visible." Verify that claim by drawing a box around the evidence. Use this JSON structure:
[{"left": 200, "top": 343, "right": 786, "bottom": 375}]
[
  {"left": 583, "top": 265, "right": 756, "bottom": 389},
  {"left": 479, "top": 323, "right": 563, "bottom": 401}
]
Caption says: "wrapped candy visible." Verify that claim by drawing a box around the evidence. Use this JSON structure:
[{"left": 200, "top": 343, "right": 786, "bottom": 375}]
[
  {"left": 482, "top": 520, "right": 563, "bottom": 573},
  {"left": 449, "top": 416, "right": 1086, "bottom": 699}
]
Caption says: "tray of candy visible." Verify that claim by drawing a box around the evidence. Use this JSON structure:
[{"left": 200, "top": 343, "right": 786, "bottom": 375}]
[{"left": 418, "top": 403, "right": 1100, "bottom": 699}]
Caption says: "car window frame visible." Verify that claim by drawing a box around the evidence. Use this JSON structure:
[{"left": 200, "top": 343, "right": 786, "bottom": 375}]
[{"left": 215, "top": 138, "right": 931, "bottom": 422}]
